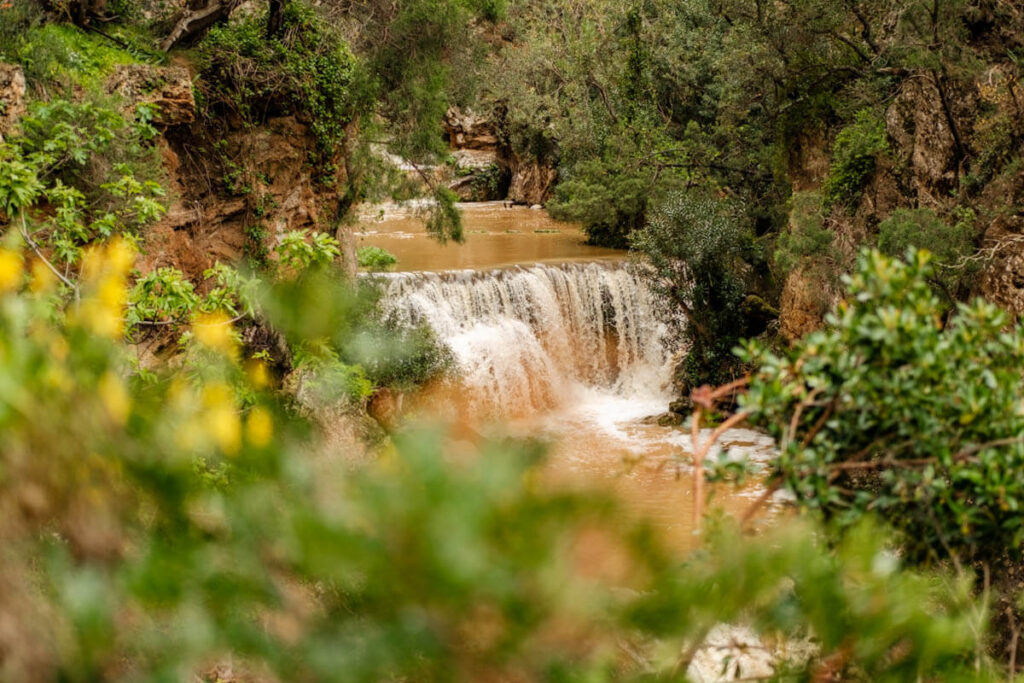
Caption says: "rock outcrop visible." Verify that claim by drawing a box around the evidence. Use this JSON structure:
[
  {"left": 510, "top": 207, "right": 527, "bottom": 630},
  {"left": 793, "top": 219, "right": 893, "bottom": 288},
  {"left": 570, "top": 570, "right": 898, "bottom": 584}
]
[
  {"left": 777, "top": 67, "right": 1004, "bottom": 341},
  {"left": 442, "top": 106, "right": 557, "bottom": 204},
  {"left": 447, "top": 149, "right": 509, "bottom": 202},
  {"left": 143, "top": 113, "right": 343, "bottom": 280},
  {"left": 0, "top": 64, "right": 26, "bottom": 144},
  {"left": 443, "top": 107, "right": 500, "bottom": 151},
  {"left": 507, "top": 153, "right": 557, "bottom": 206},
  {"left": 778, "top": 267, "right": 835, "bottom": 343},
  {"left": 442, "top": 108, "right": 511, "bottom": 201},
  {"left": 106, "top": 64, "right": 195, "bottom": 127},
  {"left": 885, "top": 75, "right": 977, "bottom": 205}
]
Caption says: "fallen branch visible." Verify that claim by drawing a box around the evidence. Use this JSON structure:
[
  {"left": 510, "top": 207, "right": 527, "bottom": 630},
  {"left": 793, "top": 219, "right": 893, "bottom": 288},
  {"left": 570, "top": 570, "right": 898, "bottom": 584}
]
[
  {"left": 19, "top": 214, "right": 79, "bottom": 298},
  {"left": 159, "top": 0, "right": 242, "bottom": 52}
]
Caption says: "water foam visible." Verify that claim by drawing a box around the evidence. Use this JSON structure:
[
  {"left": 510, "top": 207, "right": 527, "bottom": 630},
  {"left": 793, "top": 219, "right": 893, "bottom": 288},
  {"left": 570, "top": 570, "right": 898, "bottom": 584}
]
[{"left": 379, "top": 262, "right": 676, "bottom": 418}]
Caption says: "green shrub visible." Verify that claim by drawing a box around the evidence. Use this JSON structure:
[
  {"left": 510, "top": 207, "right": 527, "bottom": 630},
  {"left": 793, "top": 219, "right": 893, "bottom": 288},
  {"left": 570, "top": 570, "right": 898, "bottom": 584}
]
[
  {"left": 354, "top": 318, "right": 454, "bottom": 390},
  {"left": 774, "top": 191, "right": 836, "bottom": 277},
  {"left": 0, "top": 1, "right": 45, "bottom": 64},
  {"left": 823, "top": 110, "right": 888, "bottom": 209},
  {"left": 276, "top": 229, "right": 341, "bottom": 273},
  {"left": 357, "top": 245, "right": 398, "bottom": 271},
  {"left": 127, "top": 266, "right": 199, "bottom": 326},
  {"left": 548, "top": 137, "right": 666, "bottom": 249},
  {"left": 631, "top": 191, "right": 753, "bottom": 388},
  {"left": 198, "top": 2, "right": 360, "bottom": 156},
  {"left": 877, "top": 207, "right": 977, "bottom": 301},
  {"left": 13, "top": 23, "right": 144, "bottom": 89},
  {"left": 1, "top": 97, "right": 166, "bottom": 266},
  {"left": 741, "top": 249, "right": 1024, "bottom": 571}
]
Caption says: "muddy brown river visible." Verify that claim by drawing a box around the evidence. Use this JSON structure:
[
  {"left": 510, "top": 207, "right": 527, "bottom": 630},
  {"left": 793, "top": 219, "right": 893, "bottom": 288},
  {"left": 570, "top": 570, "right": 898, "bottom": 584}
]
[{"left": 360, "top": 202, "right": 780, "bottom": 550}]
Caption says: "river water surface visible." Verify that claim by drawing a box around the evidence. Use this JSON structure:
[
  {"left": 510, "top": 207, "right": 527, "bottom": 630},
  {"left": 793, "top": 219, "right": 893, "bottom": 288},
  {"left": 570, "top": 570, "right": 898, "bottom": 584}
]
[{"left": 358, "top": 202, "right": 778, "bottom": 549}]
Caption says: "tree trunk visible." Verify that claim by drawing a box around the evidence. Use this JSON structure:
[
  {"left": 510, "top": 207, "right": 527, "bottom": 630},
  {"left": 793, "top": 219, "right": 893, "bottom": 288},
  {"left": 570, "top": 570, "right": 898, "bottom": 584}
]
[
  {"left": 159, "top": 0, "right": 243, "bottom": 52},
  {"left": 267, "top": 0, "right": 287, "bottom": 40}
]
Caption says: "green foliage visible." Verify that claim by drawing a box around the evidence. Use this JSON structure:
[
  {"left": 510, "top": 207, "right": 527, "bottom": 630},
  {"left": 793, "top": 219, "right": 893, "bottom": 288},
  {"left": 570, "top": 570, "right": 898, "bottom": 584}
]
[
  {"left": 275, "top": 229, "right": 341, "bottom": 273},
  {"left": 123, "top": 261, "right": 257, "bottom": 341},
  {"left": 0, "top": 2, "right": 45, "bottom": 64},
  {"left": 0, "top": 145, "right": 44, "bottom": 216},
  {"left": 352, "top": 291, "right": 455, "bottom": 390},
  {"left": 199, "top": 2, "right": 359, "bottom": 156},
  {"left": 127, "top": 266, "right": 199, "bottom": 325},
  {"left": 548, "top": 145, "right": 666, "bottom": 249},
  {"left": 292, "top": 343, "right": 374, "bottom": 404},
  {"left": 774, "top": 191, "right": 836, "bottom": 277},
  {"left": 7, "top": 22, "right": 144, "bottom": 89},
  {"left": 740, "top": 249, "right": 1024, "bottom": 571},
  {"left": 425, "top": 186, "right": 464, "bottom": 243},
  {"left": 468, "top": 162, "right": 504, "bottom": 200},
  {"left": 878, "top": 207, "right": 977, "bottom": 300},
  {"left": 631, "top": 191, "right": 753, "bottom": 388},
  {"left": 632, "top": 519, "right": 991, "bottom": 681},
  {"left": 823, "top": 110, "right": 889, "bottom": 209},
  {"left": 357, "top": 245, "right": 398, "bottom": 271},
  {"left": 0, "top": 97, "right": 166, "bottom": 265}
]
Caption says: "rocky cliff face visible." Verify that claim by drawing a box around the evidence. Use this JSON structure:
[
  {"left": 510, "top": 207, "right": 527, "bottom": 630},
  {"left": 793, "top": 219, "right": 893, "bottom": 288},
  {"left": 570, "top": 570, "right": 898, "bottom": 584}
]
[
  {"left": 779, "top": 64, "right": 1024, "bottom": 340},
  {"left": 441, "top": 106, "right": 557, "bottom": 205},
  {"left": 105, "top": 64, "right": 356, "bottom": 282},
  {"left": 441, "top": 108, "right": 509, "bottom": 202},
  {"left": 0, "top": 64, "right": 25, "bottom": 144},
  {"left": 506, "top": 150, "right": 558, "bottom": 206}
]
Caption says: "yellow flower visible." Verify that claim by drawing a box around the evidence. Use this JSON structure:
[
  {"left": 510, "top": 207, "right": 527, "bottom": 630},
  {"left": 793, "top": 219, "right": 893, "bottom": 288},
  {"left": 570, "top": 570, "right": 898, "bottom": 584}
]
[
  {"left": 206, "top": 404, "right": 241, "bottom": 455},
  {"left": 79, "top": 296, "right": 124, "bottom": 339},
  {"left": 99, "top": 372, "right": 131, "bottom": 425},
  {"left": 80, "top": 244, "right": 104, "bottom": 283},
  {"left": 245, "top": 406, "right": 273, "bottom": 448},
  {"left": 99, "top": 276, "right": 127, "bottom": 310},
  {"left": 202, "top": 382, "right": 241, "bottom": 455},
  {"left": 193, "top": 311, "right": 237, "bottom": 357},
  {"left": 49, "top": 336, "right": 69, "bottom": 361},
  {"left": 81, "top": 239, "right": 136, "bottom": 284},
  {"left": 246, "top": 359, "right": 270, "bottom": 389},
  {"left": 202, "top": 381, "right": 234, "bottom": 408},
  {"left": 106, "top": 237, "right": 136, "bottom": 275},
  {"left": 0, "top": 249, "right": 22, "bottom": 292},
  {"left": 29, "top": 258, "right": 56, "bottom": 293}
]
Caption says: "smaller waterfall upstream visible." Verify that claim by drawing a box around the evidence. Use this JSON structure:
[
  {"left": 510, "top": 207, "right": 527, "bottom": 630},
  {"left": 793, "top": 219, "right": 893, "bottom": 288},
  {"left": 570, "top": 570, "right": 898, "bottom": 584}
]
[{"left": 380, "top": 262, "right": 676, "bottom": 418}]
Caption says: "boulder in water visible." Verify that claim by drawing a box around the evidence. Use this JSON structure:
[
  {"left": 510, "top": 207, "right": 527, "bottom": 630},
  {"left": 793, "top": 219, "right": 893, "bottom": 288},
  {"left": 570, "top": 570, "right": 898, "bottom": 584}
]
[
  {"left": 641, "top": 412, "right": 685, "bottom": 427},
  {"left": 669, "top": 397, "right": 693, "bottom": 415}
]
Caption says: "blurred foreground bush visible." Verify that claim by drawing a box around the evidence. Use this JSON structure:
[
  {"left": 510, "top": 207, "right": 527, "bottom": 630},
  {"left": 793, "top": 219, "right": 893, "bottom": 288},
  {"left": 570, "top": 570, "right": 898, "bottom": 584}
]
[{"left": 0, "top": 237, "right": 1004, "bottom": 681}]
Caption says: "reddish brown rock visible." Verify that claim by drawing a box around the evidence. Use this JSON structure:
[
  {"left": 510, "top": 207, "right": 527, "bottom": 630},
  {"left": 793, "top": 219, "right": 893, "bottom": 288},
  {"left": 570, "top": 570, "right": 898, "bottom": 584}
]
[
  {"left": 507, "top": 155, "right": 557, "bottom": 206},
  {"left": 106, "top": 64, "right": 195, "bottom": 127},
  {"left": 779, "top": 267, "right": 837, "bottom": 344},
  {"left": 443, "top": 107, "right": 500, "bottom": 151}
]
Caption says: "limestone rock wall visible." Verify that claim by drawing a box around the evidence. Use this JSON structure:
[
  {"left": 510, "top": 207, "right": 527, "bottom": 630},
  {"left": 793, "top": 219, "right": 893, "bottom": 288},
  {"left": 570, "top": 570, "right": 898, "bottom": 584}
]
[
  {"left": 0, "top": 64, "right": 25, "bottom": 144},
  {"left": 778, "top": 64, "right": 1024, "bottom": 341},
  {"left": 442, "top": 106, "right": 557, "bottom": 205}
]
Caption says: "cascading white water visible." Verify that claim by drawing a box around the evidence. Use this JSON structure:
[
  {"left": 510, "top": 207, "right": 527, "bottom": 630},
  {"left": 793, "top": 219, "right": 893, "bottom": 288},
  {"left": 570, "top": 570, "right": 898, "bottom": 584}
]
[{"left": 379, "top": 261, "right": 676, "bottom": 418}]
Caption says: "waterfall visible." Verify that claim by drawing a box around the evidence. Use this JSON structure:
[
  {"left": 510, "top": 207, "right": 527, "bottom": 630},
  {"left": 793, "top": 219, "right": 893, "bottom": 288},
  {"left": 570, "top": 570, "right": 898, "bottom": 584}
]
[{"left": 379, "top": 262, "right": 676, "bottom": 418}]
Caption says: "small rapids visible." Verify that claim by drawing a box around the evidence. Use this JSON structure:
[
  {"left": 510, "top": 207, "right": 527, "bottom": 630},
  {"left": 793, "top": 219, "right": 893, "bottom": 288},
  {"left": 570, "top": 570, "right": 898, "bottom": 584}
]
[{"left": 378, "top": 261, "right": 677, "bottom": 419}]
